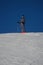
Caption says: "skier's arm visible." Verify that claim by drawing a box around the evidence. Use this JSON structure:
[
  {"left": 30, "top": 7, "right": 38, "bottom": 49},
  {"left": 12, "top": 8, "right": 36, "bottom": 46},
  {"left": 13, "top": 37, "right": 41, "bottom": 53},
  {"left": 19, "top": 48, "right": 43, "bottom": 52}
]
[{"left": 17, "top": 21, "right": 21, "bottom": 24}]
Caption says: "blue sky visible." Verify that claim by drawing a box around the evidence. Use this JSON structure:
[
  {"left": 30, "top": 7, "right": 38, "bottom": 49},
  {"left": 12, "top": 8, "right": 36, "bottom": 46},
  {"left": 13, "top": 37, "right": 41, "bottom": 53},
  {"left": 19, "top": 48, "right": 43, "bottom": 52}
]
[{"left": 0, "top": 0, "right": 43, "bottom": 33}]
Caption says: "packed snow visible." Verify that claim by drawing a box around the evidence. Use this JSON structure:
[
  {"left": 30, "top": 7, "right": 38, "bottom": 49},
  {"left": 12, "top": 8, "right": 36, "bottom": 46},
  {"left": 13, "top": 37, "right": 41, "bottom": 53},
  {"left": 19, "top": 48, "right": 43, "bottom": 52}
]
[{"left": 0, "top": 33, "right": 43, "bottom": 65}]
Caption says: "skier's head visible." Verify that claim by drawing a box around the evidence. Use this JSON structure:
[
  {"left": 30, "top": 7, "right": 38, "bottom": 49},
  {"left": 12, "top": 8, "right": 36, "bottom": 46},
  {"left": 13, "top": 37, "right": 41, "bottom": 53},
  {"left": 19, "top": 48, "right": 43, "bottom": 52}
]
[{"left": 21, "top": 15, "right": 24, "bottom": 19}]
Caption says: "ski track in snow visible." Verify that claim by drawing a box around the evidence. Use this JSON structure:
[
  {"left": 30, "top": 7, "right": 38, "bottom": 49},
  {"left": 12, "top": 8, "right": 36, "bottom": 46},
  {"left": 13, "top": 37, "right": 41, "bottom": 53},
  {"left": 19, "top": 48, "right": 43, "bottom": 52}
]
[{"left": 0, "top": 33, "right": 43, "bottom": 65}]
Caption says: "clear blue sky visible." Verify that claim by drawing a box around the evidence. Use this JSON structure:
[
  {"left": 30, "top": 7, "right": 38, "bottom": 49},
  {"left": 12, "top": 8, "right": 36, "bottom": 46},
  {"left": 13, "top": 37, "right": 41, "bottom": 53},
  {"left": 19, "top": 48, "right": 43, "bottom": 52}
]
[{"left": 0, "top": 0, "right": 43, "bottom": 33}]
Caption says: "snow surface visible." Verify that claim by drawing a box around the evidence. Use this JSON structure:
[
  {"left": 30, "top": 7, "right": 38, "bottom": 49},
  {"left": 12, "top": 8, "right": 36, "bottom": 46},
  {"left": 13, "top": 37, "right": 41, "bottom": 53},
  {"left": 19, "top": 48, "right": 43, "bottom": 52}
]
[{"left": 0, "top": 33, "right": 43, "bottom": 65}]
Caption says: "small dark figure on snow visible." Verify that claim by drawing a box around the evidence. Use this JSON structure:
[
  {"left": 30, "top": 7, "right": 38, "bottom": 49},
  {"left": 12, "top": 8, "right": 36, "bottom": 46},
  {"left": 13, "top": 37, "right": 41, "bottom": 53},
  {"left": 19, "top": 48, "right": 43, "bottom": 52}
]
[{"left": 17, "top": 15, "right": 25, "bottom": 32}]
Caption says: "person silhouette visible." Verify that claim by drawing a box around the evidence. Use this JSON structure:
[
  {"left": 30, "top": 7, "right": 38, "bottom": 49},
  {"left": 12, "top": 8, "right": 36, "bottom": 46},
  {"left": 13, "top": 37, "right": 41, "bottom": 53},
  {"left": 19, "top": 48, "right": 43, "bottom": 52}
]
[
  {"left": 17, "top": 15, "right": 25, "bottom": 32},
  {"left": 20, "top": 15, "right": 25, "bottom": 32}
]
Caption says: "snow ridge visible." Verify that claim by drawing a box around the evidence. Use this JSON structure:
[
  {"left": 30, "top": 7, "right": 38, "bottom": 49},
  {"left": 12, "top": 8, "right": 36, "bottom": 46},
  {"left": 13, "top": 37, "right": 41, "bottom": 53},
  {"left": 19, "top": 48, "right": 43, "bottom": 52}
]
[{"left": 0, "top": 33, "right": 43, "bottom": 65}]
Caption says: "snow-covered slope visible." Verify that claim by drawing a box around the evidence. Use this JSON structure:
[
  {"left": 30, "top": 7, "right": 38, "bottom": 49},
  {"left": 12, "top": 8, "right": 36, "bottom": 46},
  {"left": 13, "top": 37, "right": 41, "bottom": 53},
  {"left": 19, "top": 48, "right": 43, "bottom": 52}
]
[{"left": 0, "top": 33, "right": 43, "bottom": 65}]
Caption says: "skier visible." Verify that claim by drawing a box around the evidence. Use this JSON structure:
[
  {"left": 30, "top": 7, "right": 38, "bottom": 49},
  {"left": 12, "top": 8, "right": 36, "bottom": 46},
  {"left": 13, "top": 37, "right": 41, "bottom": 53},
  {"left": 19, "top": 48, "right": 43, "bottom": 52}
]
[{"left": 17, "top": 15, "right": 25, "bottom": 32}]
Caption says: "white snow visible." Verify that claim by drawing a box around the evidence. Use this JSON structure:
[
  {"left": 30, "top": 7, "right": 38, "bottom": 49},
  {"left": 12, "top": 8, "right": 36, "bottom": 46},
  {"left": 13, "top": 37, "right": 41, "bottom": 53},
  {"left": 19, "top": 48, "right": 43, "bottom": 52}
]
[{"left": 0, "top": 33, "right": 43, "bottom": 65}]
